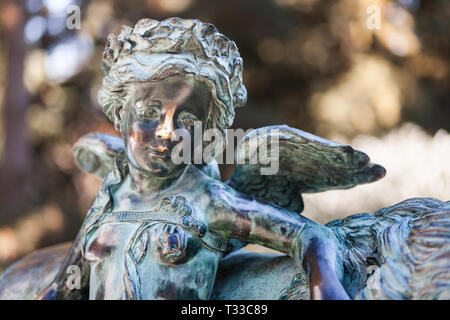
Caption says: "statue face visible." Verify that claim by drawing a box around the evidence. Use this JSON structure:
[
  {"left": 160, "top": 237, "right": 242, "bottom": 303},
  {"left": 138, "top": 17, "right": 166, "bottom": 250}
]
[{"left": 121, "top": 74, "right": 211, "bottom": 176}]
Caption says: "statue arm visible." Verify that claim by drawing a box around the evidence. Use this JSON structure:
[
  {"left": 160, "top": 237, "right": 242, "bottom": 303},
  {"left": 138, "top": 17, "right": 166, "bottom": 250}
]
[
  {"left": 207, "top": 181, "right": 350, "bottom": 299},
  {"left": 36, "top": 221, "right": 90, "bottom": 300}
]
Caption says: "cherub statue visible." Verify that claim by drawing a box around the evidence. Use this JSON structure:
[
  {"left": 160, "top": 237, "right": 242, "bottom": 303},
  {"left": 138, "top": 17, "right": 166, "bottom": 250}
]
[{"left": 0, "top": 18, "right": 448, "bottom": 300}]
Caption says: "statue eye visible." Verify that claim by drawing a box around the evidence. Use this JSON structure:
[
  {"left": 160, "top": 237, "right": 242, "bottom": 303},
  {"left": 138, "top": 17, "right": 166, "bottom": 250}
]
[
  {"left": 139, "top": 107, "right": 160, "bottom": 119},
  {"left": 179, "top": 113, "right": 198, "bottom": 127}
]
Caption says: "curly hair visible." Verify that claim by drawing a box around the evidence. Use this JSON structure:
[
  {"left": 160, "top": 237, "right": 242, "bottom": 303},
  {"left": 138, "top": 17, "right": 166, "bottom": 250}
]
[{"left": 97, "top": 17, "right": 247, "bottom": 132}]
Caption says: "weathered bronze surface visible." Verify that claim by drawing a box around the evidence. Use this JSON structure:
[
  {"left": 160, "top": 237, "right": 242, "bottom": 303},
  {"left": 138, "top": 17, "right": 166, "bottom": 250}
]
[{"left": 0, "top": 17, "right": 448, "bottom": 300}]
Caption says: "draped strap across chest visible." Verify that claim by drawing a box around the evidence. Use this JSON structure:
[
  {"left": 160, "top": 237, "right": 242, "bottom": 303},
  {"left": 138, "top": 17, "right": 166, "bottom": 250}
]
[{"left": 100, "top": 196, "right": 227, "bottom": 253}]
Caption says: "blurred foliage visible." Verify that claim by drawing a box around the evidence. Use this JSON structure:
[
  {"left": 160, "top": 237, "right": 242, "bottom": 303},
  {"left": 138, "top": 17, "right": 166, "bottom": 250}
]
[{"left": 0, "top": 0, "right": 448, "bottom": 270}]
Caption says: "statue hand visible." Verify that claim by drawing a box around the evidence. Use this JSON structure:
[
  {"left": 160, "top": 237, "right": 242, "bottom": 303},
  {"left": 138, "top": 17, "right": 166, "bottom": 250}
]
[{"left": 293, "top": 225, "right": 350, "bottom": 300}]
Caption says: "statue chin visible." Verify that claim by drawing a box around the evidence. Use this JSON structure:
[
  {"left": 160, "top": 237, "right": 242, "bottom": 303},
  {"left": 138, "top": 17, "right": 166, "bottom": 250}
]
[
  {"left": 129, "top": 156, "right": 186, "bottom": 178},
  {"left": 145, "top": 162, "right": 187, "bottom": 178}
]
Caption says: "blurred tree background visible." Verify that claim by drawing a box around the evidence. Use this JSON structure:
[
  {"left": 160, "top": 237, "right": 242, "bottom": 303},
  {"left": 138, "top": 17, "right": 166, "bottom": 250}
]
[{"left": 0, "top": 0, "right": 448, "bottom": 269}]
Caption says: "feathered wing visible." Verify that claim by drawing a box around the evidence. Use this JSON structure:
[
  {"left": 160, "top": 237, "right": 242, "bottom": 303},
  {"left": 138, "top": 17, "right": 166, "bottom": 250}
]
[
  {"left": 279, "top": 197, "right": 450, "bottom": 300},
  {"left": 227, "top": 125, "right": 386, "bottom": 213},
  {"left": 72, "top": 132, "right": 124, "bottom": 179},
  {"left": 347, "top": 198, "right": 450, "bottom": 300}
]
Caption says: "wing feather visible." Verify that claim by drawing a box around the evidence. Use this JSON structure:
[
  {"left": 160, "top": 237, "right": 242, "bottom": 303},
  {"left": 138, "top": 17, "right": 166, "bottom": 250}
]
[
  {"left": 227, "top": 125, "right": 386, "bottom": 213},
  {"left": 72, "top": 132, "right": 124, "bottom": 178}
]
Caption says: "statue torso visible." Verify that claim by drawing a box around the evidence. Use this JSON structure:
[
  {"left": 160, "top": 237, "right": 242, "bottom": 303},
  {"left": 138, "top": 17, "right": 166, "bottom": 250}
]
[{"left": 83, "top": 166, "right": 223, "bottom": 300}]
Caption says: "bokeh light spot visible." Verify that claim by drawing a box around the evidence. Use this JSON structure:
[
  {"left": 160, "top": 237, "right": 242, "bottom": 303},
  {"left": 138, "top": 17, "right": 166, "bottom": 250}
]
[{"left": 24, "top": 16, "right": 46, "bottom": 44}]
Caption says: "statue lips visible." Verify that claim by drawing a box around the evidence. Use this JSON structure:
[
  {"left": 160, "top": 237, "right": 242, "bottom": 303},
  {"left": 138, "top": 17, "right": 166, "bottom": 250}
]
[{"left": 146, "top": 146, "right": 171, "bottom": 160}]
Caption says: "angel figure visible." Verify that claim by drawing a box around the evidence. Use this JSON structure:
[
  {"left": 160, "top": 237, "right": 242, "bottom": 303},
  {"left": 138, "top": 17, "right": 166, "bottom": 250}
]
[{"left": 0, "top": 17, "right": 448, "bottom": 300}]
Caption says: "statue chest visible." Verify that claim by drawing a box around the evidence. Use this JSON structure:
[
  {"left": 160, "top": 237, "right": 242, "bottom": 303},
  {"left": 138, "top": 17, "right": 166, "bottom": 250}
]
[{"left": 83, "top": 196, "right": 222, "bottom": 299}]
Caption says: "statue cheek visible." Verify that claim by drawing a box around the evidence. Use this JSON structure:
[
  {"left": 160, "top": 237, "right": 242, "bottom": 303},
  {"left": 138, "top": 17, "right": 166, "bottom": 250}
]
[
  {"left": 125, "top": 123, "right": 157, "bottom": 155},
  {"left": 134, "top": 122, "right": 162, "bottom": 145}
]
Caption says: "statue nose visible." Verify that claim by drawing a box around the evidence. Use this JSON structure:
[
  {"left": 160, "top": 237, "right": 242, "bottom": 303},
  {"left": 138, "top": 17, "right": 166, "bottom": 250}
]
[
  {"left": 155, "top": 109, "right": 175, "bottom": 141},
  {"left": 155, "top": 128, "right": 173, "bottom": 141}
]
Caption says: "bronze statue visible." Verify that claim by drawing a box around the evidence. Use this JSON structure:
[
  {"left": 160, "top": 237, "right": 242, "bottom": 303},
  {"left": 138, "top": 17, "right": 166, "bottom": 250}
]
[{"left": 0, "top": 17, "right": 448, "bottom": 300}]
